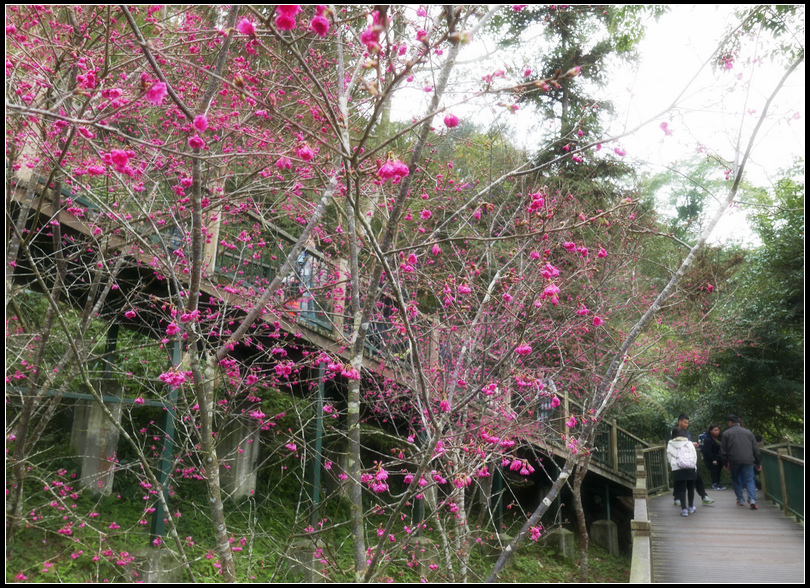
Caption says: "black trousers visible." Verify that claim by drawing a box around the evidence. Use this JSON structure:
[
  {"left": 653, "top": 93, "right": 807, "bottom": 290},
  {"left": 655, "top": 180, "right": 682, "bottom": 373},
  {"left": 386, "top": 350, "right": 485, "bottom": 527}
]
[
  {"left": 673, "top": 469, "right": 707, "bottom": 498},
  {"left": 674, "top": 479, "right": 696, "bottom": 508},
  {"left": 706, "top": 460, "right": 723, "bottom": 485}
]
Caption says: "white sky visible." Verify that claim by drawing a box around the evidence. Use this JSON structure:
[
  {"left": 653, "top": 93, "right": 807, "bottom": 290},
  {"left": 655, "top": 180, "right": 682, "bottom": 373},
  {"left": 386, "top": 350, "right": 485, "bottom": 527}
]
[
  {"left": 608, "top": 5, "right": 805, "bottom": 245},
  {"left": 389, "top": 5, "right": 805, "bottom": 246}
]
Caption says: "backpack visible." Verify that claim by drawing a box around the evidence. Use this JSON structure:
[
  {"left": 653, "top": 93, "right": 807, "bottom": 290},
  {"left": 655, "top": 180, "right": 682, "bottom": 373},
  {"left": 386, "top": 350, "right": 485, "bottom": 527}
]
[{"left": 675, "top": 442, "right": 697, "bottom": 469}]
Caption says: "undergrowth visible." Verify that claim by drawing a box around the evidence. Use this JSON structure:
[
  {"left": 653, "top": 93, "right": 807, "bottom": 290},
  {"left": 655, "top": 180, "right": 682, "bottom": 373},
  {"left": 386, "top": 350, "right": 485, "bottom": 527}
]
[{"left": 6, "top": 432, "right": 629, "bottom": 583}]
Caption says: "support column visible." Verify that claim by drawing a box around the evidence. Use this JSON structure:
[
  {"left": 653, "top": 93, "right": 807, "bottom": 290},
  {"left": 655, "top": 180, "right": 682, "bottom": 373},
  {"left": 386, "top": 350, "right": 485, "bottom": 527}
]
[
  {"left": 309, "top": 363, "right": 326, "bottom": 525},
  {"left": 71, "top": 325, "right": 122, "bottom": 496},
  {"left": 72, "top": 393, "right": 122, "bottom": 495},
  {"left": 218, "top": 409, "right": 261, "bottom": 500},
  {"left": 151, "top": 341, "right": 179, "bottom": 540}
]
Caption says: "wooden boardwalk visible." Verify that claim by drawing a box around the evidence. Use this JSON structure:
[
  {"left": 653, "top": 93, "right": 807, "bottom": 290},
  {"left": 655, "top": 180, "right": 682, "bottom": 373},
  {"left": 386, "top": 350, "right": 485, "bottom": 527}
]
[{"left": 649, "top": 491, "right": 805, "bottom": 583}]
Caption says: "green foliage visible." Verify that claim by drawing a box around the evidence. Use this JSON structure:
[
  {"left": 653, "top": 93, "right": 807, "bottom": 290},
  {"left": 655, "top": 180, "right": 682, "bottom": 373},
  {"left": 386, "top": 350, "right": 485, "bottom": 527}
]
[
  {"left": 672, "top": 164, "right": 804, "bottom": 440},
  {"left": 725, "top": 5, "right": 806, "bottom": 67},
  {"left": 644, "top": 157, "right": 735, "bottom": 239},
  {"left": 613, "top": 378, "right": 673, "bottom": 442}
]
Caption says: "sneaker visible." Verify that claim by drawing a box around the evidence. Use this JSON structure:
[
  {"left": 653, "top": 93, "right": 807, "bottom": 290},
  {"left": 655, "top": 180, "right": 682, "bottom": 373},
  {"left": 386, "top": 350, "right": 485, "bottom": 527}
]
[
  {"left": 712, "top": 484, "right": 727, "bottom": 490},
  {"left": 688, "top": 506, "right": 697, "bottom": 514},
  {"left": 702, "top": 496, "right": 715, "bottom": 505},
  {"left": 674, "top": 499, "right": 681, "bottom": 507},
  {"left": 680, "top": 509, "right": 689, "bottom": 517},
  {"left": 737, "top": 501, "right": 746, "bottom": 507},
  {"left": 750, "top": 503, "right": 758, "bottom": 510}
]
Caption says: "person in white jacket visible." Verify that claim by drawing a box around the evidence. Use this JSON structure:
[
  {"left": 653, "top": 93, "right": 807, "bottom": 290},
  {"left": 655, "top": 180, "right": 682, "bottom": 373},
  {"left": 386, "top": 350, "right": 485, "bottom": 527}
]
[{"left": 667, "top": 435, "right": 698, "bottom": 517}]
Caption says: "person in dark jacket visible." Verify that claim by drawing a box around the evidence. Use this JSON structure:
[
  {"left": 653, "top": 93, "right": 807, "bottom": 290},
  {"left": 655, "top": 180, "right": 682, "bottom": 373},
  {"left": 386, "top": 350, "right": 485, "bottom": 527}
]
[
  {"left": 699, "top": 424, "right": 726, "bottom": 490},
  {"left": 721, "top": 414, "right": 762, "bottom": 509}
]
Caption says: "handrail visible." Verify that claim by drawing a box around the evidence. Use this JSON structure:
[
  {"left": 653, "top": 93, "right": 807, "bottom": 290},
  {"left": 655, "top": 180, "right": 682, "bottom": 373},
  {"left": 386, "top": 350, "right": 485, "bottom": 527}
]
[
  {"left": 760, "top": 445, "right": 804, "bottom": 523},
  {"left": 641, "top": 445, "right": 669, "bottom": 495},
  {"left": 629, "top": 447, "right": 653, "bottom": 583}
]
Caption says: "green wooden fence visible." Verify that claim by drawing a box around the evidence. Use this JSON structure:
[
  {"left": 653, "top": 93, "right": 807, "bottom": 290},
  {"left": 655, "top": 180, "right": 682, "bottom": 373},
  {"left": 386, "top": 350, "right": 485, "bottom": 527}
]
[{"left": 760, "top": 443, "right": 804, "bottom": 522}]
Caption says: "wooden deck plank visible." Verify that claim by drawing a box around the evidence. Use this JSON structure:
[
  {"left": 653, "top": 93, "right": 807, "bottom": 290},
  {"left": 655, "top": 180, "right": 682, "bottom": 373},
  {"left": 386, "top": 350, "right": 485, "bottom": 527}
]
[{"left": 649, "top": 492, "right": 805, "bottom": 583}]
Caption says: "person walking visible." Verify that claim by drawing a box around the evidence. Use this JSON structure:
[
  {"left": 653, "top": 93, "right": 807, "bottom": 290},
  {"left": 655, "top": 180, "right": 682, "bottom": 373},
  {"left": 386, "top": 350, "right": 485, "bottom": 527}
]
[
  {"left": 670, "top": 414, "right": 715, "bottom": 506},
  {"left": 667, "top": 432, "right": 698, "bottom": 517},
  {"left": 721, "top": 414, "right": 762, "bottom": 509},
  {"left": 699, "top": 424, "right": 726, "bottom": 490}
]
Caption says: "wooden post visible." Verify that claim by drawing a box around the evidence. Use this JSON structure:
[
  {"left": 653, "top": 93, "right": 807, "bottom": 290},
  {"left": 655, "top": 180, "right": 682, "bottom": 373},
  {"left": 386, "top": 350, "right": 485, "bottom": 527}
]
[
  {"left": 630, "top": 446, "right": 652, "bottom": 583},
  {"left": 332, "top": 259, "right": 349, "bottom": 337},
  {"left": 777, "top": 448, "right": 789, "bottom": 515},
  {"left": 610, "top": 421, "right": 619, "bottom": 474},
  {"left": 202, "top": 171, "right": 225, "bottom": 276},
  {"left": 429, "top": 316, "right": 440, "bottom": 376},
  {"left": 562, "top": 388, "right": 569, "bottom": 421}
]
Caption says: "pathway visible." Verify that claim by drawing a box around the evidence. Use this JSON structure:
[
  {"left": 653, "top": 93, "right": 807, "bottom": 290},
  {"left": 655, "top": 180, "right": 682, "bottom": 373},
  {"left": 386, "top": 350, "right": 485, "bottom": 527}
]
[{"left": 649, "top": 490, "right": 805, "bottom": 583}]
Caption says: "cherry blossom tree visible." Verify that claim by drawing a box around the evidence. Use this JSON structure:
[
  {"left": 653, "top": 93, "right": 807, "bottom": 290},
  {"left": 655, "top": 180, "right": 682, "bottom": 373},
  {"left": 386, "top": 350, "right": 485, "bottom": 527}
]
[{"left": 6, "top": 4, "right": 802, "bottom": 583}]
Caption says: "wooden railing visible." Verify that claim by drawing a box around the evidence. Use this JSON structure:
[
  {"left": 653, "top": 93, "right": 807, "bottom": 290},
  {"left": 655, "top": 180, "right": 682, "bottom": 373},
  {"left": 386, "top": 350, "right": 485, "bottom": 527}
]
[
  {"left": 760, "top": 443, "right": 804, "bottom": 523},
  {"left": 641, "top": 444, "right": 669, "bottom": 495},
  {"left": 15, "top": 180, "right": 654, "bottom": 490}
]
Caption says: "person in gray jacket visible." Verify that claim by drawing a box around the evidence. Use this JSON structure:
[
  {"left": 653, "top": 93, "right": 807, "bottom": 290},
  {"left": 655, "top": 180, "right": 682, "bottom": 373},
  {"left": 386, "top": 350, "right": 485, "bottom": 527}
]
[{"left": 720, "top": 414, "right": 762, "bottom": 509}]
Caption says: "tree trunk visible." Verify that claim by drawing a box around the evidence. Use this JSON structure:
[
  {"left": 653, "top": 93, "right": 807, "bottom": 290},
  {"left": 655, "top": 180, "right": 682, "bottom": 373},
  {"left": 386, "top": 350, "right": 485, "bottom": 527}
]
[{"left": 572, "top": 462, "right": 590, "bottom": 582}]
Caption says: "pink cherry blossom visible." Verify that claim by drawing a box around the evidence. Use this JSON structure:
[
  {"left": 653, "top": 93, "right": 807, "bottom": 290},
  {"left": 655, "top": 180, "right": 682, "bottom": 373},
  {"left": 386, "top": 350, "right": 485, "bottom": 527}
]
[
  {"left": 296, "top": 144, "right": 315, "bottom": 161},
  {"left": 361, "top": 26, "right": 381, "bottom": 53},
  {"left": 597, "top": 247, "right": 607, "bottom": 258},
  {"left": 159, "top": 370, "right": 187, "bottom": 388},
  {"left": 515, "top": 344, "right": 532, "bottom": 357},
  {"left": 444, "top": 113, "right": 459, "bottom": 128},
  {"left": 550, "top": 396, "right": 561, "bottom": 409},
  {"left": 188, "top": 134, "right": 205, "bottom": 150},
  {"left": 193, "top": 115, "right": 208, "bottom": 132},
  {"left": 275, "top": 14, "right": 296, "bottom": 31},
  {"left": 565, "top": 415, "right": 577, "bottom": 428},
  {"left": 274, "top": 6, "right": 302, "bottom": 31},
  {"left": 310, "top": 14, "right": 330, "bottom": 37},
  {"left": 592, "top": 315, "right": 603, "bottom": 326},
  {"left": 420, "top": 209, "right": 432, "bottom": 220},
  {"left": 109, "top": 149, "right": 130, "bottom": 169},
  {"left": 277, "top": 5, "right": 303, "bottom": 16},
  {"left": 540, "top": 284, "right": 560, "bottom": 305},
  {"left": 146, "top": 81, "right": 168, "bottom": 106},
  {"left": 541, "top": 263, "right": 560, "bottom": 279},
  {"left": 236, "top": 18, "right": 256, "bottom": 37}
]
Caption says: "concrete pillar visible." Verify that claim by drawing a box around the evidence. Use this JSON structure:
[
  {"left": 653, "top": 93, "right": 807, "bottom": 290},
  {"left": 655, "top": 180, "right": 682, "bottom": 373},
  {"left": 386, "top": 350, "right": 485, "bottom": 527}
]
[
  {"left": 539, "top": 527, "right": 576, "bottom": 561},
  {"left": 407, "top": 536, "right": 438, "bottom": 578},
  {"left": 590, "top": 519, "right": 620, "bottom": 555},
  {"left": 218, "top": 412, "right": 261, "bottom": 500},
  {"left": 288, "top": 538, "right": 328, "bottom": 582},
  {"left": 71, "top": 383, "right": 123, "bottom": 496},
  {"left": 132, "top": 547, "right": 184, "bottom": 583},
  {"left": 322, "top": 441, "right": 349, "bottom": 499},
  {"left": 475, "top": 533, "right": 516, "bottom": 568}
]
